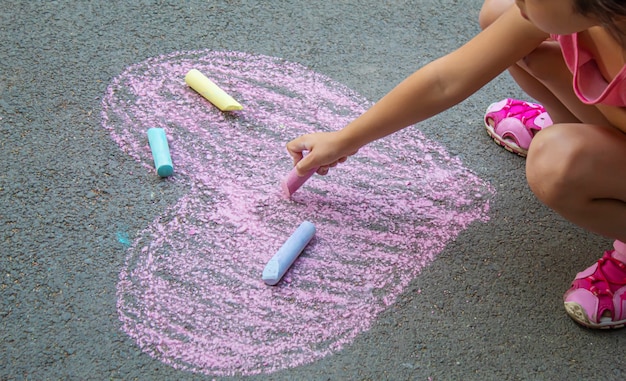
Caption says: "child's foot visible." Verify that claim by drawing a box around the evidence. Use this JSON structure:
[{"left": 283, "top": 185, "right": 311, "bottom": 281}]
[
  {"left": 483, "top": 98, "right": 553, "bottom": 157},
  {"left": 563, "top": 245, "right": 626, "bottom": 329}
]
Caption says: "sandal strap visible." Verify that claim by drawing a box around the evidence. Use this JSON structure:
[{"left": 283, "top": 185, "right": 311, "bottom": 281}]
[
  {"left": 497, "top": 100, "right": 546, "bottom": 134},
  {"left": 584, "top": 253, "right": 626, "bottom": 296}
]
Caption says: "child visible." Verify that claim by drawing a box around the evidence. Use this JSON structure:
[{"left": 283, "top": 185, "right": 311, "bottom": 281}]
[{"left": 286, "top": 0, "right": 626, "bottom": 329}]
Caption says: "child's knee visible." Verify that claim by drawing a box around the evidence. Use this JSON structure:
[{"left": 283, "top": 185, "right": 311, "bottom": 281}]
[
  {"left": 478, "top": 0, "right": 514, "bottom": 30},
  {"left": 526, "top": 126, "right": 587, "bottom": 206}
]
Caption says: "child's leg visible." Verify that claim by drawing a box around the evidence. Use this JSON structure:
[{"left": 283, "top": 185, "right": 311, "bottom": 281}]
[
  {"left": 479, "top": 0, "right": 624, "bottom": 236},
  {"left": 478, "top": 0, "right": 514, "bottom": 30},
  {"left": 507, "top": 57, "right": 581, "bottom": 124},
  {"left": 526, "top": 123, "right": 626, "bottom": 241},
  {"left": 515, "top": 43, "right": 610, "bottom": 125},
  {"left": 547, "top": 130, "right": 626, "bottom": 329},
  {"left": 479, "top": 0, "right": 601, "bottom": 124},
  {"left": 479, "top": 0, "right": 569, "bottom": 120},
  {"left": 481, "top": 0, "right": 626, "bottom": 329},
  {"left": 523, "top": 115, "right": 626, "bottom": 329}
]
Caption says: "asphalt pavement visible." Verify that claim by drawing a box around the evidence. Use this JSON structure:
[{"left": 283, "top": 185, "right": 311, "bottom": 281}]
[{"left": 1, "top": 1, "right": 625, "bottom": 380}]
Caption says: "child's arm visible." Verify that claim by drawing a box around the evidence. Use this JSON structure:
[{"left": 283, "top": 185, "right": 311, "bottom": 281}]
[{"left": 287, "top": 6, "right": 550, "bottom": 175}]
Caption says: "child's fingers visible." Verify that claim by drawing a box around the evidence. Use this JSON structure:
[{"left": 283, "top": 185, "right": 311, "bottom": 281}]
[
  {"left": 287, "top": 132, "right": 356, "bottom": 176},
  {"left": 295, "top": 153, "right": 320, "bottom": 176},
  {"left": 285, "top": 136, "right": 311, "bottom": 165},
  {"left": 317, "top": 166, "right": 330, "bottom": 175}
]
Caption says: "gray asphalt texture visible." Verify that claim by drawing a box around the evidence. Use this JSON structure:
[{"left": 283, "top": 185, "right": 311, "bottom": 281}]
[{"left": 2, "top": 1, "right": 625, "bottom": 380}]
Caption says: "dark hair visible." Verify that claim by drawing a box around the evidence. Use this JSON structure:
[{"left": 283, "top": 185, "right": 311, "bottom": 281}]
[{"left": 573, "top": 0, "right": 626, "bottom": 46}]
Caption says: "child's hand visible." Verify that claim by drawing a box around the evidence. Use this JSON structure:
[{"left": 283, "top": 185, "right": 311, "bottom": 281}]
[{"left": 286, "top": 131, "right": 359, "bottom": 176}]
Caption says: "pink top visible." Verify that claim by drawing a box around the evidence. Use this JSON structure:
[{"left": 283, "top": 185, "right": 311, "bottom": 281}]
[{"left": 552, "top": 33, "right": 626, "bottom": 107}]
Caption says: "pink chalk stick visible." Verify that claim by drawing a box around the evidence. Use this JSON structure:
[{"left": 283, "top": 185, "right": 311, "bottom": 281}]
[{"left": 281, "top": 166, "right": 318, "bottom": 198}]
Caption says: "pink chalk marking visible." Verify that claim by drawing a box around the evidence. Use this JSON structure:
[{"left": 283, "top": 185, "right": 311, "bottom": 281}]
[
  {"left": 281, "top": 165, "right": 318, "bottom": 199},
  {"left": 101, "top": 50, "right": 495, "bottom": 376}
]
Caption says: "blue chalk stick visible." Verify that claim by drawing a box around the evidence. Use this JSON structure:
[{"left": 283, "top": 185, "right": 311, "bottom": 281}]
[
  {"left": 147, "top": 128, "right": 173, "bottom": 177},
  {"left": 262, "top": 221, "right": 316, "bottom": 286}
]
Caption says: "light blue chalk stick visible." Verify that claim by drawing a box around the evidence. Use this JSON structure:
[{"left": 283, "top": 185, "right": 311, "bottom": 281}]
[
  {"left": 147, "top": 127, "right": 173, "bottom": 177},
  {"left": 262, "top": 221, "right": 316, "bottom": 286}
]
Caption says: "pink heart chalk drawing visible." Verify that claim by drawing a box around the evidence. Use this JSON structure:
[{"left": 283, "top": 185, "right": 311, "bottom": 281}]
[{"left": 101, "top": 50, "right": 494, "bottom": 376}]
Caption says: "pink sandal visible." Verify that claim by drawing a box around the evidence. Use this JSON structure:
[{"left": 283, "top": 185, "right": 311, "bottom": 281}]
[
  {"left": 483, "top": 98, "right": 553, "bottom": 157},
  {"left": 563, "top": 241, "right": 626, "bottom": 329}
]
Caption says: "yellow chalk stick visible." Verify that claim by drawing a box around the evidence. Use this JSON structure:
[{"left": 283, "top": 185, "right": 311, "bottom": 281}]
[{"left": 185, "top": 69, "right": 243, "bottom": 111}]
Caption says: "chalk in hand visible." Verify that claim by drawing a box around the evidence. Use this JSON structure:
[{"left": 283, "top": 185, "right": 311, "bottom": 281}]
[
  {"left": 185, "top": 69, "right": 243, "bottom": 111},
  {"left": 281, "top": 165, "right": 318, "bottom": 198},
  {"left": 262, "top": 221, "right": 316, "bottom": 286},
  {"left": 147, "top": 127, "right": 174, "bottom": 177}
]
